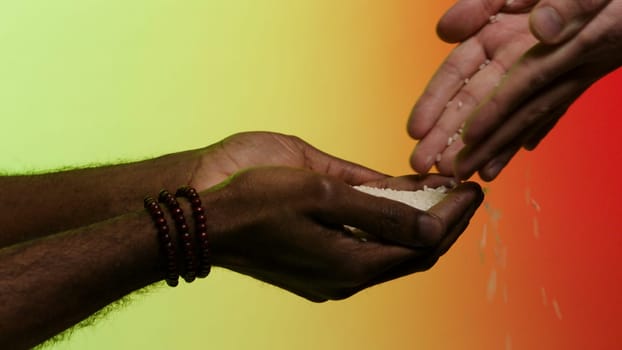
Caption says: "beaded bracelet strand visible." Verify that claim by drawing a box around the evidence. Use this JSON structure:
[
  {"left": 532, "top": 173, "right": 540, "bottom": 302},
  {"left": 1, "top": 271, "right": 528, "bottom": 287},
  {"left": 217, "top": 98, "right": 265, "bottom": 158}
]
[
  {"left": 143, "top": 196, "right": 179, "bottom": 287},
  {"left": 176, "top": 186, "right": 211, "bottom": 278},
  {"left": 158, "top": 190, "right": 197, "bottom": 283}
]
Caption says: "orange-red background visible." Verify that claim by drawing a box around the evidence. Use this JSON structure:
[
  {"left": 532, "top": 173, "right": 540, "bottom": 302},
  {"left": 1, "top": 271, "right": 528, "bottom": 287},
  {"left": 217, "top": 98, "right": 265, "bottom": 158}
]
[{"left": 1, "top": 1, "right": 620, "bottom": 349}]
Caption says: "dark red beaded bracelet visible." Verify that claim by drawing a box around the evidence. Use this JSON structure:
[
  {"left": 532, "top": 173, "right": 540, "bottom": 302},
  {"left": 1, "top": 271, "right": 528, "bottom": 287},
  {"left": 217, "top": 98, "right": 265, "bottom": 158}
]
[
  {"left": 176, "top": 186, "right": 211, "bottom": 278},
  {"left": 158, "top": 189, "right": 197, "bottom": 283},
  {"left": 144, "top": 196, "right": 179, "bottom": 287}
]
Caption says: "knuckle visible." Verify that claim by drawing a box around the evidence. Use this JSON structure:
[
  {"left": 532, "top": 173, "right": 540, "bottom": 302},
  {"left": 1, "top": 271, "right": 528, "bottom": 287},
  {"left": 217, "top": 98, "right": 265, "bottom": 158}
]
[
  {"left": 441, "top": 59, "right": 466, "bottom": 83},
  {"left": 417, "top": 214, "right": 446, "bottom": 247},
  {"left": 527, "top": 70, "right": 549, "bottom": 89},
  {"left": 312, "top": 176, "right": 340, "bottom": 203},
  {"left": 574, "top": 25, "right": 597, "bottom": 48},
  {"left": 378, "top": 205, "right": 405, "bottom": 233},
  {"left": 524, "top": 103, "right": 554, "bottom": 126}
]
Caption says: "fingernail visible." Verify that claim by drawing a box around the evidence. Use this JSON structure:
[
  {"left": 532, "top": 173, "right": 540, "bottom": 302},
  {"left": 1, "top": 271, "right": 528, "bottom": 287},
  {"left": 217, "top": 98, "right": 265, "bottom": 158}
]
[{"left": 531, "top": 6, "right": 563, "bottom": 43}]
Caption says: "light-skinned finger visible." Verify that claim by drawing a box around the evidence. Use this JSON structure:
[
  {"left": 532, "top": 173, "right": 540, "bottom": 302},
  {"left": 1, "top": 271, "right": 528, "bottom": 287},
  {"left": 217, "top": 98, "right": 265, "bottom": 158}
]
[
  {"left": 523, "top": 115, "right": 561, "bottom": 150},
  {"left": 457, "top": 64, "right": 596, "bottom": 179},
  {"left": 462, "top": 36, "right": 587, "bottom": 147},
  {"left": 530, "top": 0, "right": 613, "bottom": 44},
  {"left": 409, "top": 38, "right": 486, "bottom": 143},
  {"left": 437, "top": 0, "right": 510, "bottom": 43}
]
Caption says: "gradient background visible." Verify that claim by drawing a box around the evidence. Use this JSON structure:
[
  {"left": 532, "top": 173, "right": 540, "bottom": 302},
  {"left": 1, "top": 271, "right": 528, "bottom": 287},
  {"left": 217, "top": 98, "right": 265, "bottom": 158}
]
[{"left": 1, "top": 1, "right": 620, "bottom": 349}]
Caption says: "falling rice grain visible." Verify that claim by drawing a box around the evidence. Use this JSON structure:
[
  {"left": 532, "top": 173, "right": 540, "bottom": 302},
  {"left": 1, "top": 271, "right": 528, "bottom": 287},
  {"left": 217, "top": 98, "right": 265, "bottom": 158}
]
[
  {"left": 480, "top": 223, "right": 488, "bottom": 251},
  {"left": 503, "top": 283, "right": 508, "bottom": 304},
  {"left": 494, "top": 245, "right": 507, "bottom": 269},
  {"left": 533, "top": 216, "right": 540, "bottom": 238},
  {"left": 486, "top": 269, "right": 497, "bottom": 302},
  {"left": 531, "top": 198, "right": 541, "bottom": 212},
  {"left": 541, "top": 287, "right": 548, "bottom": 306},
  {"left": 484, "top": 202, "right": 502, "bottom": 223},
  {"left": 436, "top": 153, "right": 442, "bottom": 163},
  {"left": 552, "top": 298, "right": 563, "bottom": 320}
]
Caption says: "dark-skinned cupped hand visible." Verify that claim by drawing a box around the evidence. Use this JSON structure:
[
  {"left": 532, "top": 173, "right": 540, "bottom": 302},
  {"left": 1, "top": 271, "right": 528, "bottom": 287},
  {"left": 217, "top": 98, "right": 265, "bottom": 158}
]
[{"left": 198, "top": 166, "right": 483, "bottom": 302}]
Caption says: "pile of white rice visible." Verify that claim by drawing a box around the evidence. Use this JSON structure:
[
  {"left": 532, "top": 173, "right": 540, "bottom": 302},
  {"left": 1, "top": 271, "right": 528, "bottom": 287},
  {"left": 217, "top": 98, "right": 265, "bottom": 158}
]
[{"left": 353, "top": 185, "right": 448, "bottom": 211}]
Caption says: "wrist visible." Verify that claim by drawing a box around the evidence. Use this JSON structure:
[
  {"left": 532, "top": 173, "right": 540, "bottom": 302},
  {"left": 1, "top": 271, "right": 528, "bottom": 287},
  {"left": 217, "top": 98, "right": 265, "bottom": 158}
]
[{"left": 145, "top": 184, "right": 223, "bottom": 286}]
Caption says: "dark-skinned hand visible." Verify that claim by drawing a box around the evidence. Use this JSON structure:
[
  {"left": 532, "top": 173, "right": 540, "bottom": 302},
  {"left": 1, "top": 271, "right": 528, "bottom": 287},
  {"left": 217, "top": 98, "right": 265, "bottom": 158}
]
[{"left": 202, "top": 167, "right": 483, "bottom": 302}]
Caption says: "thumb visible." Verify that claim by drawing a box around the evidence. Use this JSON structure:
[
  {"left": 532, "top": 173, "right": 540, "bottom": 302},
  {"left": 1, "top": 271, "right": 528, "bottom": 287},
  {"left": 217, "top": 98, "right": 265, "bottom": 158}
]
[{"left": 529, "top": 0, "right": 612, "bottom": 44}]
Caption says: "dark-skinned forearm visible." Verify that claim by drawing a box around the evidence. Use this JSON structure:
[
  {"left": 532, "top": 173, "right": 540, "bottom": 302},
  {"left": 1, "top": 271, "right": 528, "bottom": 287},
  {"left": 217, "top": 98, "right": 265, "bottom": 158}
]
[
  {"left": 0, "top": 209, "right": 164, "bottom": 350},
  {"left": 0, "top": 148, "right": 207, "bottom": 247}
]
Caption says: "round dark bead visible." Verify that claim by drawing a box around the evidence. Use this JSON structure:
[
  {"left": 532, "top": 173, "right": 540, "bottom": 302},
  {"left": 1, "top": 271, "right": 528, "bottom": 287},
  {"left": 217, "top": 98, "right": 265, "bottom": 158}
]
[{"left": 174, "top": 216, "right": 186, "bottom": 225}]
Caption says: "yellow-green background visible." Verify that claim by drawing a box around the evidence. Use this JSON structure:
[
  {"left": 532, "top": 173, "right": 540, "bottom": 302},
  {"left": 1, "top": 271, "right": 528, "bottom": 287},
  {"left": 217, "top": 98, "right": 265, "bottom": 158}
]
[{"left": 3, "top": 1, "right": 621, "bottom": 349}]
